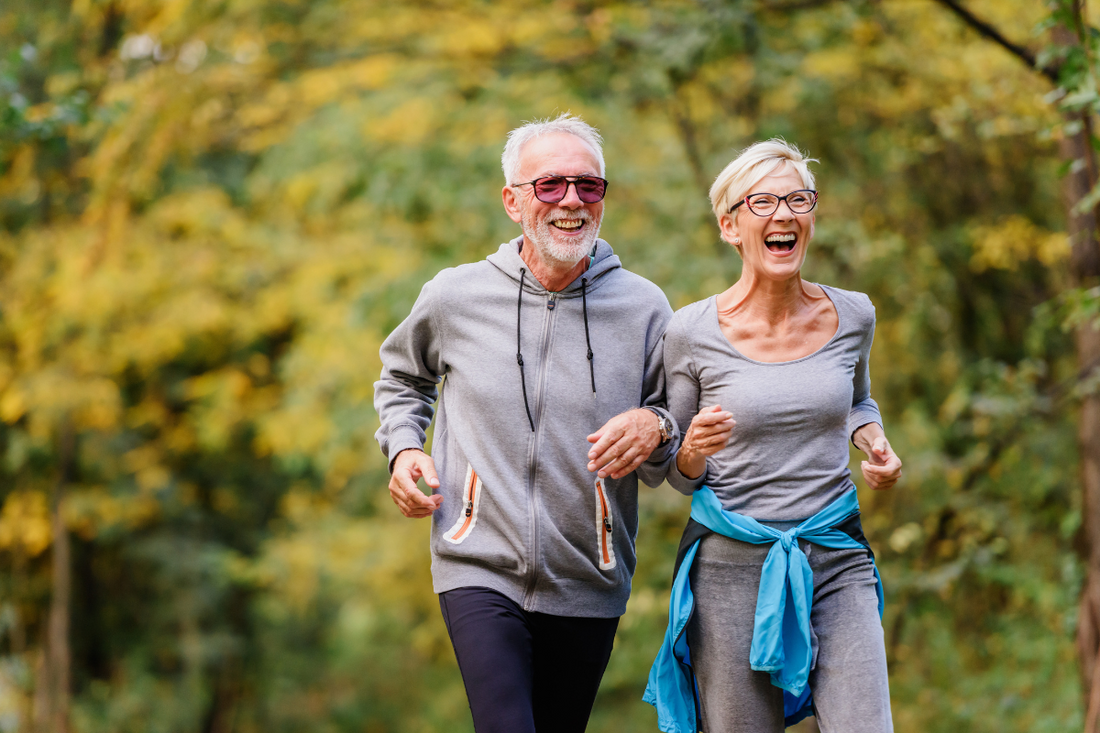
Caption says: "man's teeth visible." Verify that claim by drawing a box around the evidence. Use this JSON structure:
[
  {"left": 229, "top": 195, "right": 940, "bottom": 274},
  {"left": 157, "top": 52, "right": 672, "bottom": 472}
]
[{"left": 553, "top": 220, "right": 583, "bottom": 230}]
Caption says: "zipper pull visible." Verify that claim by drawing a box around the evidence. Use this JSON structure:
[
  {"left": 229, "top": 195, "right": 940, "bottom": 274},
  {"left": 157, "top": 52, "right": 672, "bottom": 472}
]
[
  {"left": 465, "top": 501, "right": 473, "bottom": 517},
  {"left": 547, "top": 293, "right": 557, "bottom": 310},
  {"left": 603, "top": 517, "right": 612, "bottom": 534}
]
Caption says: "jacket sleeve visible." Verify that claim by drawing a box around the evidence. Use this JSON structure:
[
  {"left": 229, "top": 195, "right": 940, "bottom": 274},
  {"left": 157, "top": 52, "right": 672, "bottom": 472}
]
[
  {"left": 374, "top": 279, "right": 446, "bottom": 472},
  {"left": 662, "top": 315, "right": 707, "bottom": 495},
  {"left": 849, "top": 295, "right": 883, "bottom": 442},
  {"left": 636, "top": 328, "right": 681, "bottom": 489}
]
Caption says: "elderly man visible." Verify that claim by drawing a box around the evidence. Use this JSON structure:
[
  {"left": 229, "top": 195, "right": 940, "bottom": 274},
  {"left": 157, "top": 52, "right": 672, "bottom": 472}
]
[{"left": 374, "top": 113, "right": 676, "bottom": 733}]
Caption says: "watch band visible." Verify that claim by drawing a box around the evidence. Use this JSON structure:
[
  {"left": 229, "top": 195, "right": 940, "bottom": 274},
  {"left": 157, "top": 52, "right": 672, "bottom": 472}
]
[{"left": 643, "top": 407, "right": 673, "bottom": 444}]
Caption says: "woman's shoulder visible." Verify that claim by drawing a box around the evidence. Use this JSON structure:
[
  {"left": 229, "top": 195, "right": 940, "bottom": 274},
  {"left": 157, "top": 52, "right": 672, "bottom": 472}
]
[
  {"left": 819, "top": 283, "right": 875, "bottom": 324},
  {"left": 667, "top": 295, "right": 717, "bottom": 332},
  {"left": 661, "top": 296, "right": 717, "bottom": 355}
]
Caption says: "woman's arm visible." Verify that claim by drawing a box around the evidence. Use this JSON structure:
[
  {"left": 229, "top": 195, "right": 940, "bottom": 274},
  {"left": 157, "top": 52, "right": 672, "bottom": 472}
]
[
  {"left": 852, "top": 422, "right": 902, "bottom": 491},
  {"left": 847, "top": 295, "right": 901, "bottom": 490},
  {"left": 677, "top": 406, "right": 734, "bottom": 479},
  {"left": 663, "top": 318, "right": 717, "bottom": 493}
]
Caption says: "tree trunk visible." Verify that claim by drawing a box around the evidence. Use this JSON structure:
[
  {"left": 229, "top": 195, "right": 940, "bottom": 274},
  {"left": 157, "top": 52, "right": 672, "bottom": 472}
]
[
  {"left": 39, "top": 423, "right": 74, "bottom": 733},
  {"left": 1060, "top": 102, "right": 1100, "bottom": 733}
]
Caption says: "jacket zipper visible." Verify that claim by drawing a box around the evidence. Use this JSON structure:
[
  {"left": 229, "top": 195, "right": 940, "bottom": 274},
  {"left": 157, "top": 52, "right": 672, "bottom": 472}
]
[
  {"left": 443, "top": 464, "right": 482, "bottom": 544},
  {"left": 451, "top": 469, "right": 478, "bottom": 541},
  {"left": 595, "top": 478, "right": 616, "bottom": 570},
  {"left": 522, "top": 291, "right": 558, "bottom": 609}
]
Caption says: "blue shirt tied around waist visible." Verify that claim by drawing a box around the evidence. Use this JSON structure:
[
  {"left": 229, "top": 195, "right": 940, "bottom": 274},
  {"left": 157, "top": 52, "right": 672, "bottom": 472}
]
[{"left": 643, "top": 486, "right": 884, "bottom": 733}]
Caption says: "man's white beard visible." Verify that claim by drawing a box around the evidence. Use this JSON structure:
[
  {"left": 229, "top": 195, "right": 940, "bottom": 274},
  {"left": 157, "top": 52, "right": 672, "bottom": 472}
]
[{"left": 522, "top": 207, "right": 602, "bottom": 267}]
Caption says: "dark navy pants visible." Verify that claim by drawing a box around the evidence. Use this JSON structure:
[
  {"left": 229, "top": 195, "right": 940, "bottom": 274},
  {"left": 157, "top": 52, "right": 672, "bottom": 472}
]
[{"left": 438, "top": 587, "right": 619, "bottom": 733}]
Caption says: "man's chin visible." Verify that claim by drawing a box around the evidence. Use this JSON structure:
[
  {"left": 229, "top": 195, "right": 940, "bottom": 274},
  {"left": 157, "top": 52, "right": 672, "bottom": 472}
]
[{"left": 546, "top": 234, "right": 597, "bottom": 263}]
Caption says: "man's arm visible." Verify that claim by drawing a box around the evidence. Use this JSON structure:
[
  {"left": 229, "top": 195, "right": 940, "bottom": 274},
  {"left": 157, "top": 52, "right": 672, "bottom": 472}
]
[
  {"left": 374, "top": 280, "right": 446, "bottom": 517},
  {"left": 586, "top": 407, "right": 664, "bottom": 481},
  {"left": 586, "top": 314, "right": 680, "bottom": 486}
]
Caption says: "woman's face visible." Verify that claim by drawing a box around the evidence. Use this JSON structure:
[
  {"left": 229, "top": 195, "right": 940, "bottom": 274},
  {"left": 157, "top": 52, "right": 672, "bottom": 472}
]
[{"left": 719, "top": 164, "right": 815, "bottom": 283}]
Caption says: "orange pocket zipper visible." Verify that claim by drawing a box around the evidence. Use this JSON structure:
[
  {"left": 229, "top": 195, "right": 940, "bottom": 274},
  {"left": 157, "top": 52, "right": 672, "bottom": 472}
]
[
  {"left": 443, "top": 464, "right": 482, "bottom": 545},
  {"left": 594, "top": 478, "right": 617, "bottom": 571}
]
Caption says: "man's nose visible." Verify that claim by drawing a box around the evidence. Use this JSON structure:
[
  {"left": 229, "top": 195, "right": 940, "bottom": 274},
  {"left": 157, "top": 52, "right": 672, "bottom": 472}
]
[{"left": 558, "top": 181, "right": 584, "bottom": 209}]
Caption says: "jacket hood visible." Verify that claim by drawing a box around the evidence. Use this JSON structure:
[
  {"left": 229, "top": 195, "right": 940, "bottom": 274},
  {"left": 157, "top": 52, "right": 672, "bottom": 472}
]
[{"left": 487, "top": 236, "right": 622, "bottom": 297}]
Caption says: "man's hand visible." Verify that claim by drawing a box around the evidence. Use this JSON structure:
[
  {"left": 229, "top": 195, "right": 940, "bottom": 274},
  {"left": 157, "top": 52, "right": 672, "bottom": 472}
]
[
  {"left": 586, "top": 409, "right": 661, "bottom": 480},
  {"left": 853, "top": 424, "right": 902, "bottom": 491},
  {"left": 390, "top": 449, "right": 444, "bottom": 518}
]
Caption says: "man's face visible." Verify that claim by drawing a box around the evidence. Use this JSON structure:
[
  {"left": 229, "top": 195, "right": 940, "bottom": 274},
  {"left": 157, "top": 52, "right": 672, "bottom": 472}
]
[{"left": 505, "top": 133, "right": 604, "bottom": 267}]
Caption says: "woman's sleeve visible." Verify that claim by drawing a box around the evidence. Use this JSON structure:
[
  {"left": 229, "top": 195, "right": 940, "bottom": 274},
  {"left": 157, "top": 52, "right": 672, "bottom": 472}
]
[
  {"left": 663, "top": 316, "right": 707, "bottom": 495},
  {"left": 849, "top": 295, "right": 883, "bottom": 442}
]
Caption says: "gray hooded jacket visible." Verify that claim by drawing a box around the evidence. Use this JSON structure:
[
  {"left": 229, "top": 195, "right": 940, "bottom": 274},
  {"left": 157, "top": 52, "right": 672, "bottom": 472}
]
[{"left": 374, "top": 237, "right": 677, "bottom": 617}]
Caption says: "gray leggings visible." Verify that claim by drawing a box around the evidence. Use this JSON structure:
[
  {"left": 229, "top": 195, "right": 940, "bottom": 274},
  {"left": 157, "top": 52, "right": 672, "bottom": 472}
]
[{"left": 688, "top": 532, "right": 894, "bottom": 733}]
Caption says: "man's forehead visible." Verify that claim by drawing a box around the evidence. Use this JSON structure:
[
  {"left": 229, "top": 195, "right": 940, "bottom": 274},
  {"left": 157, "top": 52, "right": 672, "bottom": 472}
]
[{"left": 519, "top": 133, "right": 602, "bottom": 176}]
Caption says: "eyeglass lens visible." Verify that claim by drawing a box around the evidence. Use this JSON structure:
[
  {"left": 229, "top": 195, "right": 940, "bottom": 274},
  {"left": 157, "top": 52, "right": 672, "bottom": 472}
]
[
  {"left": 533, "top": 177, "right": 607, "bottom": 204},
  {"left": 747, "top": 190, "right": 816, "bottom": 215}
]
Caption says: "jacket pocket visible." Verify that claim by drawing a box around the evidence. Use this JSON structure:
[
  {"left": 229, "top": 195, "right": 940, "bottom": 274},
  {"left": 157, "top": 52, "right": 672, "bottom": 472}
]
[
  {"left": 443, "top": 463, "right": 483, "bottom": 545},
  {"left": 594, "top": 478, "right": 616, "bottom": 571}
]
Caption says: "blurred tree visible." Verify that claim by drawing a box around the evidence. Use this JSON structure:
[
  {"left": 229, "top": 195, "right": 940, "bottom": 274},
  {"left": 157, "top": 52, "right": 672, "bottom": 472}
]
[
  {"left": 928, "top": 1, "right": 1100, "bottom": 729},
  {"left": 0, "top": 1, "right": 1089, "bottom": 732}
]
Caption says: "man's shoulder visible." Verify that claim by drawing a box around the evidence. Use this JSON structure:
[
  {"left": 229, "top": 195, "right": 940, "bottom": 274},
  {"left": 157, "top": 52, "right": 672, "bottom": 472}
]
[
  {"left": 422, "top": 258, "right": 498, "bottom": 292},
  {"left": 601, "top": 266, "right": 671, "bottom": 311}
]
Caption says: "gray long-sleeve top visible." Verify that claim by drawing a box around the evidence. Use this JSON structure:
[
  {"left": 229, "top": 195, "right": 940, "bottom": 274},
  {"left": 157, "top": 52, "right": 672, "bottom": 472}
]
[{"left": 663, "top": 284, "right": 882, "bottom": 520}]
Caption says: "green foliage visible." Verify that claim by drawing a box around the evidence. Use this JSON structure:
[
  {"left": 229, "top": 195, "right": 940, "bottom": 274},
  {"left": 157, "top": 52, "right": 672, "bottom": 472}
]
[{"left": 0, "top": 0, "right": 1089, "bottom": 731}]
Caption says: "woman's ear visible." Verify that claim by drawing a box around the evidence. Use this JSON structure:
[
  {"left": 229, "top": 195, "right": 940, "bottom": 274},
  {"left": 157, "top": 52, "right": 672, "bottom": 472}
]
[{"left": 718, "top": 211, "right": 740, "bottom": 246}]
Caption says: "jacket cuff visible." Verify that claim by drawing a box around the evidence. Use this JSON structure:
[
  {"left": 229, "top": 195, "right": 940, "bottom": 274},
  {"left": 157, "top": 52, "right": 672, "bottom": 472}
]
[
  {"left": 641, "top": 406, "right": 680, "bottom": 465},
  {"left": 386, "top": 425, "right": 427, "bottom": 473}
]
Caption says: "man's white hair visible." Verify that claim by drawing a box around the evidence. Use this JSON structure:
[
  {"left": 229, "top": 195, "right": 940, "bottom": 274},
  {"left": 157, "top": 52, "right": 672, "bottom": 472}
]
[
  {"left": 501, "top": 113, "right": 605, "bottom": 185},
  {"left": 709, "top": 139, "right": 818, "bottom": 222}
]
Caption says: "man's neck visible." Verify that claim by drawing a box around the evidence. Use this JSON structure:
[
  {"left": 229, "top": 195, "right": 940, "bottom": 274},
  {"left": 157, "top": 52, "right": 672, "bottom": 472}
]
[{"left": 519, "top": 238, "right": 589, "bottom": 292}]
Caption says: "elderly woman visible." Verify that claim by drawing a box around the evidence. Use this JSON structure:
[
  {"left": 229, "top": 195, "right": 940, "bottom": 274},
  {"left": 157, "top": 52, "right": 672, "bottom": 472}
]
[{"left": 644, "top": 140, "right": 902, "bottom": 733}]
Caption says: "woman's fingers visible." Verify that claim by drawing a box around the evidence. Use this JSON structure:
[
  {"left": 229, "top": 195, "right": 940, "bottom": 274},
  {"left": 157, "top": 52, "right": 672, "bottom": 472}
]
[
  {"left": 691, "top": 407, "right": 733, "bottom": 428},
  {"left": 861, "top": 460, "right": 902, "bottom": 490},
  {"left": 685, "top": 406, "right": 735, "bottom": 456}
]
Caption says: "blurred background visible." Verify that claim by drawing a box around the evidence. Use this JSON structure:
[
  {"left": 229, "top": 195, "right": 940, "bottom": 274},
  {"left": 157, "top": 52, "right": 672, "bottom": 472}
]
[{"left": 2, "top": 0, "right": 1099, "bottom": 731}]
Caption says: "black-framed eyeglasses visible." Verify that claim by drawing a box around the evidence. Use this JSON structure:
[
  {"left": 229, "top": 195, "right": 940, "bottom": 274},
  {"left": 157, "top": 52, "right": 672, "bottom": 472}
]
[
  {"left": 513, "top": 176, "right": 609, "bottom": 204},
  {"left": 729, "top": 189, "right": 818, "bottom": 216}
]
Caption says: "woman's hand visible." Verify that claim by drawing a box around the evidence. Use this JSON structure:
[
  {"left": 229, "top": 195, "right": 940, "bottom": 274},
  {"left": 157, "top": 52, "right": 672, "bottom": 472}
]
[
  {"left": 676, "top": 405, "right": 735, "bottom": 480},
  {"left": 853, "top": 423, "right": 902, "bottom": 490}
]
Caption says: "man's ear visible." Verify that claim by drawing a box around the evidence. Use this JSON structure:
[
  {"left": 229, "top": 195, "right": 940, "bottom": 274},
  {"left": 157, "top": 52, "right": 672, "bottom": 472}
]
[{"left": 502, "top": 185, "right": 523, "bottom": 224}]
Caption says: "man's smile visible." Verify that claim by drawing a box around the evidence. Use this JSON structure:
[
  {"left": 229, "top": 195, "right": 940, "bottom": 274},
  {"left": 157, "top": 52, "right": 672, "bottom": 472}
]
[{"left": 551, "top": 219, "right": 585, "bottom": 232}]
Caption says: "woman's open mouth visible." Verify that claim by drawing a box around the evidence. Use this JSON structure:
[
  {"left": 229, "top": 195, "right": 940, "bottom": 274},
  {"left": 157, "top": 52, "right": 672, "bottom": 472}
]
[{"left": 765, "top": 232, "right": 796, "bottom": 253}]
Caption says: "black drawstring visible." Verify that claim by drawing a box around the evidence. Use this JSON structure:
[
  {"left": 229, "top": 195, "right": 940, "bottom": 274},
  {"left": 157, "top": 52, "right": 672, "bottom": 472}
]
[
  {"left": 581, "top": 277, "right": 595, "bottom": 393},
  {"left": 516, "top": 268, "right": 597, "bottom": 429},
  {"left": 517, "top": 269, "right": 535, "bottom": 431}
]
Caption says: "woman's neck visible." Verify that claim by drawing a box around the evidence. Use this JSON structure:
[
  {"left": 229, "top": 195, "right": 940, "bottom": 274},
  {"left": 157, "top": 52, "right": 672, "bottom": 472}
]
[{"left": 717, "top": 270, "right": 812, "bottom": 323}]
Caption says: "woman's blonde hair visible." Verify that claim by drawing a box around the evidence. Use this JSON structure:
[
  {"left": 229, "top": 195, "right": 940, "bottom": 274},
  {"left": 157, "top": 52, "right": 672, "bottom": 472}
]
[{"left": 708, "top": 139, "right": 818, "bottom": 223}]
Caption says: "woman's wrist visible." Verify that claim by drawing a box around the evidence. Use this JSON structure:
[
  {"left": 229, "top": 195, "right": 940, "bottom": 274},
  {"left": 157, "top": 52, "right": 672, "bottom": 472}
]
[
  {"left": 852, "top": 422, "right": 883, "bottom": 456},
  {"left": 676, "top": 446, "right": 706, "bottom": 480}
]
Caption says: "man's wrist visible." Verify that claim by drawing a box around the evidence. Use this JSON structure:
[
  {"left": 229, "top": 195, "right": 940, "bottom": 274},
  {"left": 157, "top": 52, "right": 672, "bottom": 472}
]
[
  {"left": 641, "top": 407, "right": 673, "bottom": 445},
  {"left": 390, "top": 446, "right": 425, "bottom": 473}
]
